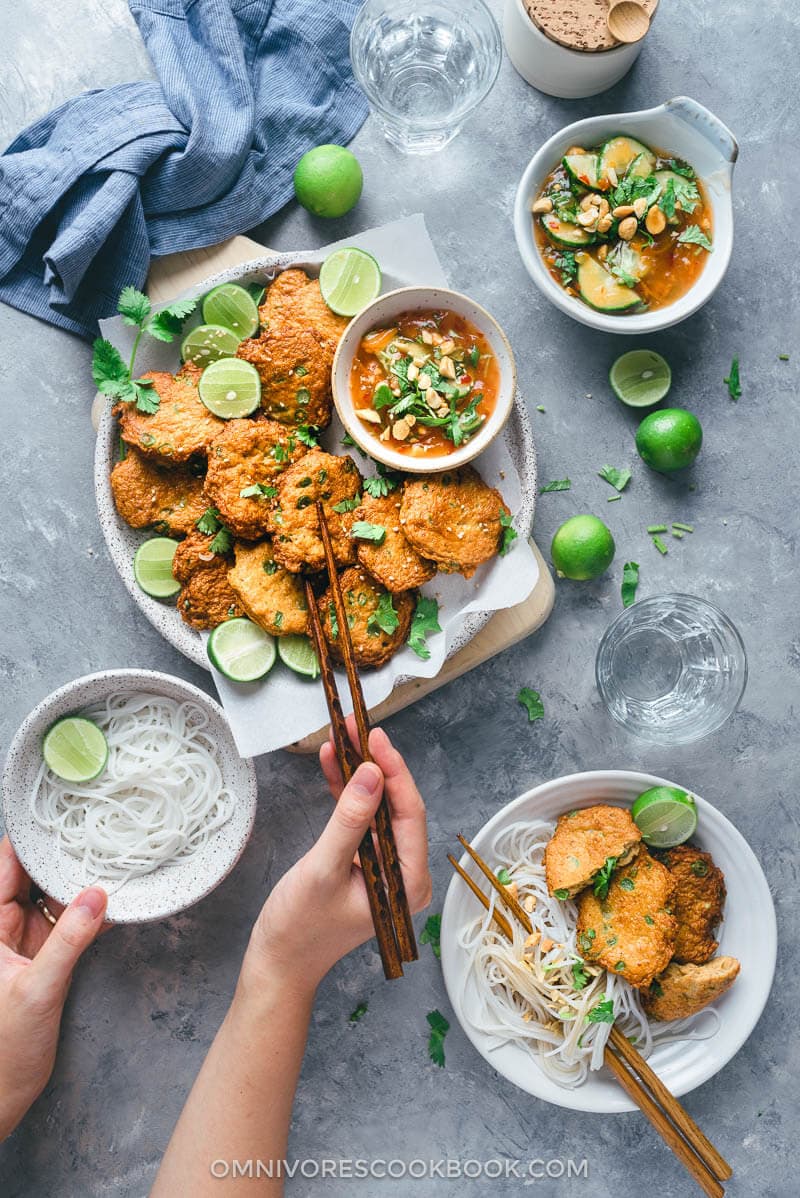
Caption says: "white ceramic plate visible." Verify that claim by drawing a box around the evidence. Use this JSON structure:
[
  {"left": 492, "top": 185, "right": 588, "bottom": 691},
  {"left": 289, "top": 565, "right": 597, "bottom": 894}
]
[
  {"left": 441, "top": 770, "right": 776, "bottom": 1113},
  {"left": 94, "top": 253, "right": 538, "bottom": 671},
  {"left": 2, "top": 670, "right": 257, "bottom": 924}
]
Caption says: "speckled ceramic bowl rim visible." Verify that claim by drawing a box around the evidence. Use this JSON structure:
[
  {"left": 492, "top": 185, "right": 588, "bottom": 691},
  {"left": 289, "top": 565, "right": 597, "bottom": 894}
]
[
  {"left": 331, "top": 285, "right": 517, "bottom": 473},
  {"left": 2, "top": 669, "right": 258, "bottom": 924}
]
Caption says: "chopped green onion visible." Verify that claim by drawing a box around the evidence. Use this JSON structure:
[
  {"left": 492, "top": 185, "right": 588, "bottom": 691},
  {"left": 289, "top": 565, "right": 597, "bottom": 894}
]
[
  {"left": 672, "top": 522, "right": 694, "bottom": 532},
  {"left": 672, "top": 529, "right": 685, "bottom": 539},
  {"left": 779, "top": 353, "right": 790, "bottom": 361},
  {"left": 647, "top": 524, "right": 667, "bottom": 534},
  {"left": 652, "top": 536, "right": 668, "bottom": 555}
]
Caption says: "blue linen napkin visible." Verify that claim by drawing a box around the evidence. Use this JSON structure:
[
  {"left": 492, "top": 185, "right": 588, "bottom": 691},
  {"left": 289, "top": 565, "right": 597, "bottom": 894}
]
[{"left": 0, "top": 0, "right": 368, "bottom": 340}]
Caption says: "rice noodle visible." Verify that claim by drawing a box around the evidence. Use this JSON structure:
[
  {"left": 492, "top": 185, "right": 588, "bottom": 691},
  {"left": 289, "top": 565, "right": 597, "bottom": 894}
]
[
  {"left": 458, "top": 818, "right": 720, "bottom": 1088},
  {"left": 31, "top": 693, "right": 234, "bottom": 889}
]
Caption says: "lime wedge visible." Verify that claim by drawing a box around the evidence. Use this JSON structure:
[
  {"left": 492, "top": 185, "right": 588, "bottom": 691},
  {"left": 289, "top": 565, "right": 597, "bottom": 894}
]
[
  {"left": 198, "top": 359, "right": 261, "bottom": 418},
  {"left": 631, "top": 786, "right": 697, "bottom": 847},
  {"left": 133, "top": 537, "right": 181, "bottom": 599},
  {"left": 43, "top": 716, "right": 108, "bottom": 783},
  {"left": 181, "top": 323, "right": 242, "bottom": 367},
  {"left": 610, "top": 350, "right": 672, "bottom": 408},
  {"left": 201, "top": 284, "right": 259, "bottom": 338},
  {"left": 319, "top": 248, "right": 381, "bottom": 317},
  {"left": 278, "top": 635, "right": 321, "bottom": 679},
  {"left": 207, "top": 618, "right": 276, "bottom": 682}
]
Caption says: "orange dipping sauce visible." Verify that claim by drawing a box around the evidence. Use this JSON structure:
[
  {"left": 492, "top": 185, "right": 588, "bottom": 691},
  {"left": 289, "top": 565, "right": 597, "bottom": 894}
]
[{"left": 349, "top": 310, "right": 499, "bottom": 459}]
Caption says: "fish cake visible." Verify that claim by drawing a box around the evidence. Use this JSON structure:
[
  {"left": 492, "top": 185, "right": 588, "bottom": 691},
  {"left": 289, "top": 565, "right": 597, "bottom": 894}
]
[
  {"left": 642, "top": 957, "right": 740, "bottom": 1022},
  {"left": 204, "top": 419, "right": 308, "bottom": 540},
  {"left": 260, "top": 269, "right": 348, "bottom": 352},
  {"left": 544, "top": 805, "right": 642, "bottom": 899},
  {"left": 400, "top": 467, "right": 511, "bottom": 578},
  {"left": 351, "top": 491, "right": 436, "bottom": 593},
  {"left": 110, "top": 447, "right": 207, "bottom": 536},
  {"left": 172, "top": 531, "right": 243, "bottom": 631},
  {"left": 236, "top": 325, "right": 332, "bottom": 428},
  {"left": 115, "top": 370, "right": 224, "bottom": 464},
  {"left": 576, "top": 846, "right": 677, "bottom": 989},
  {"left": 318, "top": 567, "right": 415, "bottom": 669},
  {"left": 268, "top": 450, "right": 362, "bottom": 573},
  {"left": 656, "top": 844, "right": 727, "bottom": 965},
  {"left": 227, "top": 541, "right": 308, "bottom": 637}
]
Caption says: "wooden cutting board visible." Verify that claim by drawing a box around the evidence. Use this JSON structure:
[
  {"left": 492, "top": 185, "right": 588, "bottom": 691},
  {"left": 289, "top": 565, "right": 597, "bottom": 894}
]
[{"left": 142, "top": 234, "right": 555, "bottom": 752}]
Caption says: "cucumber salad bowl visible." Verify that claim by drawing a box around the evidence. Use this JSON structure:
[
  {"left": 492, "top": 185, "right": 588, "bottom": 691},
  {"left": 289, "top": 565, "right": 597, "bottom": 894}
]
[{"left": 514, "top": 97, "right": 737, "bottom": 333}]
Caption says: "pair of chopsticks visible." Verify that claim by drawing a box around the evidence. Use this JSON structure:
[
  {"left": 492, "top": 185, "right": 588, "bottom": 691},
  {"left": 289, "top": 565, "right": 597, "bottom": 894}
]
[
  {"left": 304, "top": 502, "right": 418, "bottom": 980},
  {"left": 449, "top": 836, "right": 733, "bottom": 1197}
]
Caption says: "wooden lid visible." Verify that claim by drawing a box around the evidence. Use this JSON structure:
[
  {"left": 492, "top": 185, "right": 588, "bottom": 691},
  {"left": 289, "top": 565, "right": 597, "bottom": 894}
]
[{"left": 524, "top": 0, "right": 658, "bottom": 52}]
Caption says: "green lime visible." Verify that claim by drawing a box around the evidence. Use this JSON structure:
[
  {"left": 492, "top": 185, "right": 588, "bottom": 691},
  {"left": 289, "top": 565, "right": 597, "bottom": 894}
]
[
  {"left": 319, "top": 248, "right": 381, "bottom": 317},
  {"left": 293, "top": 145, "right": 363, "bottom": 218},
  {"left": 201, "top": 284, "right": 259, "bottom": 339},
  {"left": 43, "top": 717, "right": 108, "bottom": 783},
  {"left": 610, "top": 350, "right": 672, "bottom": 408},
  {"left": 278, "top": 635, "right": 321, "bottom": 679},
  {"left": 207, "top": 618, "right": 276, "bottom": 682},
  {"left": 631, "top": 786, "right": 698, "bottom": 847},
  {"left": 133, "top": 537, "right": 181, "bottom": 599},
  {"left": 635, "top": 408, "right": 703, "bottom": 472},
  {"left": 551, "top": 515, "right": 615, "bottom": 581},
  {"left": 198, "top": 358, "right": 261, "bottom": 419},
  {"left": 181, "top": 323, "right": 242, "bottom": 367}
]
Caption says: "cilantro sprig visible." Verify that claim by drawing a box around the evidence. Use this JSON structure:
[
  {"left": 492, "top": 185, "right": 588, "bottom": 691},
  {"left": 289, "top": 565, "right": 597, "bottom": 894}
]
[
  {"left": 598, "top": 464, "right": 631, "bottom": 493},
  {"left": 517, "top": 687, "right": 544, "bottom": 723},
  {"left": 621, "top": 561, "right": 639, "bottom": 608},
  {"left": 196, "top": 507, "right": 233, "bottom": 555},
  {"left": 724, "top": 356, "right": 741, "bottom": 400},
  {"left": 367, "top": 592, "right": 399, "bottom": 636},
  {"left": 426, "top": 1009, "right": 450, "bottom": 1068},
  {"left": 592, "top": 856, "right": 617, "bottom": 900},
  {"left": 420, "top": 914, "right": 442, "bottom": 959},
  {"left": 677, "top": 225, "right": 713, "bottom": 251},
  {"left": 499, "top": 511, "right": 517, "bottom": 555},
  {"left": 407, "top": 596, "right": 441, "bottom": 661}
]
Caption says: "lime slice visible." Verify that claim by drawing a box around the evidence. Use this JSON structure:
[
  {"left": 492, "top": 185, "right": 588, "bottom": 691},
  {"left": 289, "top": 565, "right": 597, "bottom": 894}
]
[
  {"left": 278, "top": 635, "right": 321, "bottom": 679},
  {"left": 201, "top": 284, "right": 259, "bottom": 339},
  {"left": 181, "top": 323, "right": 242, "bottom": 367},
  {"left": 207, "top": 618, "right": 276, "bottom": 682},
  {"left": 198, "top": 359, "right": 261, "bottom": 419},
  {"left": 43, "top": 717, "right": 108, "bottom": 783},
  {"left": 319, "top": 248, "right": 381, "bottom": 317},
  {"left": 133, "top": 537, "right": 181, "bottom": 599},
  {"left": 610, "top": 350, "right": 672, "bottom": 408},
  {"left": 631, "top": 786, "right": 698, "bottom": 847}
]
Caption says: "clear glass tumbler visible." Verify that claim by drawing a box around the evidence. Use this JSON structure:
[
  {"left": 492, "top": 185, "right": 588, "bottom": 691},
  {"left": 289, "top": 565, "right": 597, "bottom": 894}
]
[
  {"left": 595, "top": 594, "right": 747, "bottom": 746},
  {"left": 349, "top": 0, "right": 502, "bottom": 155}
]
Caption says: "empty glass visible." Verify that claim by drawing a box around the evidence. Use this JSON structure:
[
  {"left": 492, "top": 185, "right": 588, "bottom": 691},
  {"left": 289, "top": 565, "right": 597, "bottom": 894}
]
[
  {"left": 595, "top": 594, "right": 747, "bottom": 746},
  {"left": 349, "top": 0, "right": 502, "bottom": 155}
]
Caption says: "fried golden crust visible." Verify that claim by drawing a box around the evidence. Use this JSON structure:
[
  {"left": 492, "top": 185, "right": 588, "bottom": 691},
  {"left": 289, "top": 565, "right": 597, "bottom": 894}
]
[
  {"left": 642, "top": 957, "right": 740, "bottom": 1022},
  {"left": 260, "top": 269, "right": 348, "bottom": 352},
  {"left": 267, "top": 450, "right": 362, "bottom": 573},
  {"left": 351, "top": 491, "right": 437, "bottom": 593},
  {"left": 110, "top": 447, "right": 207, "bottom": 536},
  {"left": 544, "top": 805, "right": 642, "bottom": 899},
  {"left": 227, "top": 541, "right": 308, "bottom": 637},
  {"left": 236, "top": 326, "right": 332, "bottom": 428},
  {"left": 203, "top": 419, "right": 308, "bottom": 539},
  {"left": 171, "top": 531, "right": 243, "bottom": 630},
  {"left": 576, "top": 847, "right": 677, "bottom": 989},
  {"left": 656, "top": 845, "right": 727, "bottom": 965},
  {"left": 399, "top": 467, "right": 511, "bottom": 578},
  {"left": 114, "top": 370, "right": 224, "bottom": 463},
  {"left": 318, "top": 567, "right": 415, "bottom": 668},
  {"left": 172, "top": 530, "right": 220, "bottom": 584}
]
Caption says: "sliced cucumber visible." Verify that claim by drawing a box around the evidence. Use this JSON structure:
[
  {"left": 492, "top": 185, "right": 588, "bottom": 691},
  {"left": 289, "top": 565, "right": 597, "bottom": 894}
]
[
  {"left": 626, "top": 152, "right": 656, "bottom": 181},
  {"left": 577, "top": 255, "right": 642, "bottom": 313},
  {"left": 562, "top": 153, "right": 600, "bottom": 190},
  {"left": 541, "top": 213, "right": 595, "bottom": 249},
  {"left": 607, "top": 241, "right": 648, "bottom": 283},
  {"left": 599, "top": 136, "right": 655, "bottom": 184}
]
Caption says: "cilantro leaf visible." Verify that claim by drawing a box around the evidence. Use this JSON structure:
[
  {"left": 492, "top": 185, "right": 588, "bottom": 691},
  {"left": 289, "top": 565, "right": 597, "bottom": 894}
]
[
  {"left": 539, "top": 478, "right": 571, "bottom": 493},
  {"left": 593, "top": 856, "right": 617, "bottom": 900},
  {"left": 499, "top": 510, "right": 517, "bottom": 555},
  {"left": 131, "top": 377, "right": 160, "bottom": 414},
  {"left": 196, "top": 507, "right": 223, "bottom": 535},
  {"left": 295, "top": 424, "right": 320, "bottom": 448},
  {"left": 673, "top": 176, "right": 701, "bottom": 213},
  {"left": 407, "top": 596, "right": 441, "bottom": 660},
  {"left": 598, "top": 464, "right": 631, "bottom": 492},
  {"left": 659, "top": 176, "right": 676, "bottom": 219},
  {"left": 571, "top": 960, "right": 590, "bottom": 991},
  {"left": 553, "top": 251, "right": 577, "bottom": 287},
  {"left": 351, "top": 520, "right": 386, "bottom": 545},
  {"left": 363, "top": 473, "right": 399, "bottom": 498},
  {"left": 240, "top": 483, "right": 277, "bottom": 499},
  {"left": 724, "top": 356, "right": 741, "bottom": 400},
  {"left": 621, "top": 561, "right": 639, "bottom": 608},
  {"left": 367, "top": 592, "right": 399, "bottom": 636},
  {"left": 209, "top": 526, "right": 233, "bottom": 555},
  {"left": 426, "top": 1009, "right": 450, "bottom": 1067},
  {"left": 586, "top": 996, "right": 615, "bottom": 1025},
  {"left": 677, "top": 225, "right": 713, "bottom": 251},
  {"left": 92, "top": 338, "right": 130, "bottom": 394},
  {"left": 668, "top": 159, "right": 695, "bottom": 179},
  {"left": 517, "top": 687, "right": 544, "bottom": 722},
  {"left": 348, "top": 1001, "right": 368, "bottom": 1023},
  {"left": 117, "top": 286, "right": 151, "bottom": 328},
  {"left": 496, "top": 867, "right": 512, "bottom": 885},
  {"left": 145, "top": 298, "right": 197, "bottom": 343},
  {"left": 420, "top": 914, "right": 442, "bottom": 959},
  {"left": 332, "top": 496, "right": 360, "bottom": 513}
]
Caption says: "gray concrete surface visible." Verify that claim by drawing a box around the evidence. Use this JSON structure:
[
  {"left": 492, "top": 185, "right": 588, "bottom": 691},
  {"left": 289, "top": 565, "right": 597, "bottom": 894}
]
[{"left": 0, "top": 1, "right": 797, "bottom": 1195}]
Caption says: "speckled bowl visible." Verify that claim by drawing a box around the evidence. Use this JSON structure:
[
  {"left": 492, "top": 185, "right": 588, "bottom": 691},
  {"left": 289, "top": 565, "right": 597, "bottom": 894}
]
[{"left": 2, "top": 670, "right": 257, "bottom": 924}]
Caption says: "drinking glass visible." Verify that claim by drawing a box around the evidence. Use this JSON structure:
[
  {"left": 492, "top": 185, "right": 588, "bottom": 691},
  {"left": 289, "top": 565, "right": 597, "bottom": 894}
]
[
  {"left": 349, "top": 0, "right": 502, "bottom": 155},
  {"left": 595, "top": 594, "right": 747, "bottom": 746}
]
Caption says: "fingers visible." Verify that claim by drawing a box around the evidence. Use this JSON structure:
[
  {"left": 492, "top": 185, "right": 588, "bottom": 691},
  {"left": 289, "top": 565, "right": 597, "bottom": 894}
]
[
  {"left": 313, "top": 762, "right": 385, "bottom": 876},
  {"left": 26, "top": 886, "right": 107, "bottom": 1005},
  {"left": 0, "top": 837, "right": 30, "bottom": 905}
]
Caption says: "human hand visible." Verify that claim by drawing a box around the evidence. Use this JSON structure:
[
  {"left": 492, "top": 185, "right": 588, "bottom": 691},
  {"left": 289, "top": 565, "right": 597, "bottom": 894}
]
[
  {"left": 0, "top": 837, "right": 107, "bottom": 1140},
  {"left": 243, "top": 725, "right": 431, "bottom": 997}
]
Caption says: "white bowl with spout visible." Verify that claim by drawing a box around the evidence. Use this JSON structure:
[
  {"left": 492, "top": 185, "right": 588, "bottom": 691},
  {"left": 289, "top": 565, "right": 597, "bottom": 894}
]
[{"left": 513, "top": 97, "right": 738, "bottom": 333}]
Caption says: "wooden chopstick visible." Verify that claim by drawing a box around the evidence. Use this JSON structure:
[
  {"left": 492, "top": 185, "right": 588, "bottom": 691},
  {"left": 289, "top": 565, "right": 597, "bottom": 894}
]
[
  {"left": 305, "top": 579, "right": 403, "bottom": 980},
  {"left": 456, "top": 833, "right": 533, "bottom": 933},
  {"left": 315, "top": 502, "right": 418, "bottom": 965},
  {"left": 448, "top": 842, "right": 730, "bottom": 1196}
]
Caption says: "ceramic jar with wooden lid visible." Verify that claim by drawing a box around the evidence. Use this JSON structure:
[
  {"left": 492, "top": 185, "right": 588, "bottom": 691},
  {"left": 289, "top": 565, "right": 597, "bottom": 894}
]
[{"left": 504, "top": 0, "right": 658, "bottom": 98}]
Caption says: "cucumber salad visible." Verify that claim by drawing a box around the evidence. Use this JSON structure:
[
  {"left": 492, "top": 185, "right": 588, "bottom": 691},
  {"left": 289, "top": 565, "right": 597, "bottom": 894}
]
[{"left": 533, "top": 135, "right": 713, "bottom": 315}]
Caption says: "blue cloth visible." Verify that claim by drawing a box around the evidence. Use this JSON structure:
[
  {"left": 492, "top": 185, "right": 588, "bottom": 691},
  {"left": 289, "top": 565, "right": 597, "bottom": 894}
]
[{"left": 0, "top": 0, "right": 368, "bottom": 340}]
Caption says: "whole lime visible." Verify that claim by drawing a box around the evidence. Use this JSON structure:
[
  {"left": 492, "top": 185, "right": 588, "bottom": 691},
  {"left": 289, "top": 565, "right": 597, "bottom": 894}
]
[
  {"left": 635, "top": 408, "right": 703, "bottom": 472},
  {"left": 551, "top": 515, "right": 616, "bottom": 581},
  {"left": 293, "top": 145, "right": 363, "bottom": 218}
]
